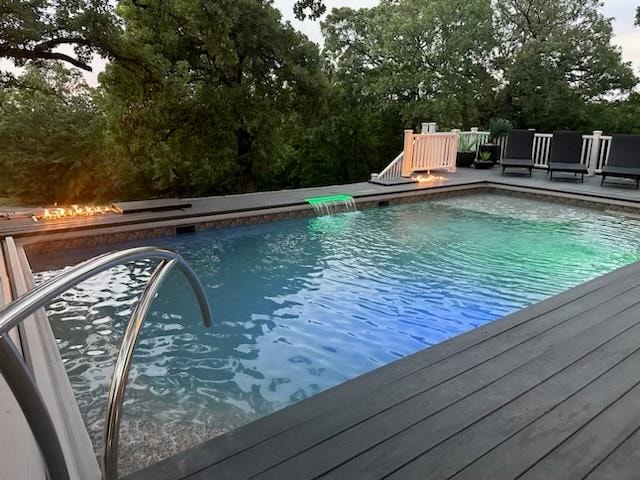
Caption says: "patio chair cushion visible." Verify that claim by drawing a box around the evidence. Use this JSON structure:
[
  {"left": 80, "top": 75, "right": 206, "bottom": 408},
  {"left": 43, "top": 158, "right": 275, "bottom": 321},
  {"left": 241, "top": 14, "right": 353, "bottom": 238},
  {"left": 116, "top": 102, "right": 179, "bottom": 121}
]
[
  {"left": 501, "top": 158, "right": 534, "bottom": 167},
  {"left": 548, "top": 162, "right": 588, "bottom": 173},
  {"left": 549, "top": 131, "right": 584, "bottom": 164},
  {"left": 607, "top": 134, "right": 640, "bottom": 168},
  {"left": 504, "top": 129, "right": 535, "bottom": 160},
  {"left": 601, "top": 164, "right": 640, "bottom": 177}
]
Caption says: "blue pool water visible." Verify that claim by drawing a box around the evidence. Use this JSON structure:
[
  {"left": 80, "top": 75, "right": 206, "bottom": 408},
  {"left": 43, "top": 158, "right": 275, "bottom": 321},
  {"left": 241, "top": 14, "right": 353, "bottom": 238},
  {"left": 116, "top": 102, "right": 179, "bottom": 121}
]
[{"left": 35, "top": 194, "right": 640, "bottom": 471}]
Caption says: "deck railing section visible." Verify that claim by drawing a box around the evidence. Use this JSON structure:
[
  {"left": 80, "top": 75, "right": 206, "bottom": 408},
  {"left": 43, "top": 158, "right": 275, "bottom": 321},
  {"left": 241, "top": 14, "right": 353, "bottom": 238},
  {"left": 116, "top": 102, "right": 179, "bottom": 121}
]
[
  {"left": 377, "top": 123, "right": 613, "bottom": 180},
  {"left": 378, "top": 151, "right": 403, "bottom": 180},
  {"left": 400, "top": 129, "right": 459, "bottom": 177}
]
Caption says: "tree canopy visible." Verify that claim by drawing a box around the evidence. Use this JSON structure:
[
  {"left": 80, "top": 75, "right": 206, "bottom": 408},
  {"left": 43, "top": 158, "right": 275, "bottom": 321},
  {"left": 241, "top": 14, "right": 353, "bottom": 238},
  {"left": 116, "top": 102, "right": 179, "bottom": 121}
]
[
  {"left": 293, "top": 0, "right": 326, "bottom": 20},
  {"left": 494, "top": 0, "right": 636, "bottom": 129},
  {"left": 322, "top": 0, "right": 498, "bottom": 128},
  {"left": 98, "top": 0, "right": 326, "bottom": 196},
  {"left": 0, "top": 0, "right": 117, "bottom": 76},
  {"left": 0, "top": 0, "right": 638, "bottom": 204}
]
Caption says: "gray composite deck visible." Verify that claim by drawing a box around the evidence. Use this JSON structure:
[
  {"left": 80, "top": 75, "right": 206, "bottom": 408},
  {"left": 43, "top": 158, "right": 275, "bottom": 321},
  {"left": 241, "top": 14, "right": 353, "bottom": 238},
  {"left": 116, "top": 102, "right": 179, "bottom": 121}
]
[{"left": 128, "top": 261, "right": 640, "bottom": 480}]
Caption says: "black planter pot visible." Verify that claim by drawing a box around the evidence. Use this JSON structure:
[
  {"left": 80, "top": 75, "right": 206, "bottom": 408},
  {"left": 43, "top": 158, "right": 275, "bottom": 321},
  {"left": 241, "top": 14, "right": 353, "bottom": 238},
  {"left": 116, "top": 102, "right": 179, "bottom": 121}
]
[
  {"left": 479, "top": 144, "right": 501, "bottom": 164},
  {"left": 474, "top": 160, "right": 494, "bottom": 170},
  {"left": 456, "top": 151, "right": 476, "bottom": 168}
]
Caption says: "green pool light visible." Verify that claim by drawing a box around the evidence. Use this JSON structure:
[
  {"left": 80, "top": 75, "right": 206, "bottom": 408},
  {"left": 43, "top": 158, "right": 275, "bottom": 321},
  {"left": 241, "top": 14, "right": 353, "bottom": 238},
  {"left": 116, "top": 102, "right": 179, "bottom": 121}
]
[{"left": 305, "top": 194, "right": 354, "bottom": 205}]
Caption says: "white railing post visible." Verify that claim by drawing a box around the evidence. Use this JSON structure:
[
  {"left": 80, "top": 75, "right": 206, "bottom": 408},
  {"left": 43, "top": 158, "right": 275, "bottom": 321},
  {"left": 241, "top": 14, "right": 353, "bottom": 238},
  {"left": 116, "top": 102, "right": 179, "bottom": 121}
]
[
  {"left": 421, "top": 122, "right": 430, "bottom": 134},
  {"left": 588, "top": 130, "right": 602, "bottom": 176},
  {"left": 469, "top": 127, "right": 479, "bottom": 158},
  {"left": 429, "top": 122, "right": 438, "bottom": 133},
  {"left": 402, "top": 129, "right": 414, "bottom": 177},
  {"left": 450, "top": 130, "right": 460, "bottom": 172}
]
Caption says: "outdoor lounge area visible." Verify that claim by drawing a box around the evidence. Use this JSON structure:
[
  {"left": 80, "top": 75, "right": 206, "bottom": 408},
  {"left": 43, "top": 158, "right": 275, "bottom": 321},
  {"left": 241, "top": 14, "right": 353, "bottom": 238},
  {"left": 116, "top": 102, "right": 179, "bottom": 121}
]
[{"left": 374, "top": 123, "right": 640, "bottom": 190}]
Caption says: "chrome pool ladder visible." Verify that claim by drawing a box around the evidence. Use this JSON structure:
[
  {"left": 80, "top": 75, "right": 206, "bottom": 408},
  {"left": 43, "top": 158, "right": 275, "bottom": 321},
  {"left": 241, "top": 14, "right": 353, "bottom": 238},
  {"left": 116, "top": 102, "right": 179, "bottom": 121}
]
[{"left": 0, "top": 247, "right": 213, "bottom": 480}]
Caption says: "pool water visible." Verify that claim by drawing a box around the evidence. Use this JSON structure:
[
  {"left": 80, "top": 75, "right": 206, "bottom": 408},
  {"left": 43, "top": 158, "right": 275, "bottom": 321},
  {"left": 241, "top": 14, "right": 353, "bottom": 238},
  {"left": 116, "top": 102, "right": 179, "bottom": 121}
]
[{"left": 35, "top": 194, "right": 640, "bottom": 473}]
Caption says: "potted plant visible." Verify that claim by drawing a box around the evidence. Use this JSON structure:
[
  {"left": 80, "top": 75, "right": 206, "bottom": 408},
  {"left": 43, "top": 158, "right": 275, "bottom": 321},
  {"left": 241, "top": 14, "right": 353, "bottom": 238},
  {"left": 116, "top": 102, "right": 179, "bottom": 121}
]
[
  {"left": 474, "top": 150, "right": 494, "bottom": 169},
  {"left": 456, "top": 135, "right": 477, "bottom": 168},
  {"left": 479, "top": 118, "right": 512, "bottom": 164}
]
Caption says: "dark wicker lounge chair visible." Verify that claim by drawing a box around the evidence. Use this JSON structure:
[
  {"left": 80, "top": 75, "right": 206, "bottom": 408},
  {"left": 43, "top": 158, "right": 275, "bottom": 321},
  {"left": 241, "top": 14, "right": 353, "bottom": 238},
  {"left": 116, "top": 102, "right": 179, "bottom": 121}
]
[
  {"left": 548, "top": 131, "right": 587, "bottom": 182},
  {"left": 599, "top": 134, "right": 640, "bottom": 189},
  {"left": 501, "top": 129, "right": 535, "bottom": 176}
]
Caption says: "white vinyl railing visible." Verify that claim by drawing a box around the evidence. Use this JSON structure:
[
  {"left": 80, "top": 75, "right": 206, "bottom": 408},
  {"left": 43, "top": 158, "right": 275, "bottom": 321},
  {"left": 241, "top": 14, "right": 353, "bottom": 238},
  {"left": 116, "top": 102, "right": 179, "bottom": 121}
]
[
  {"left": 378, "top": 152, "right": 403, "bottom": 180},
  {"left": 401, "top": 130, "right": 458, "bottom": 176},
  {"left": 377, "top": 123, "right": 613, "bottom": 180},
  {"left": 529, "top": 132, "right": 612, "bottom": 173}
]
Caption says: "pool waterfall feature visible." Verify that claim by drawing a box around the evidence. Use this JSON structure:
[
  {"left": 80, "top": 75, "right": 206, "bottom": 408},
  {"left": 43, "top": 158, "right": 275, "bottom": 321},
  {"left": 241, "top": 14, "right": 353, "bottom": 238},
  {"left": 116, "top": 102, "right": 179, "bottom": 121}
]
[{"left": 306, "top": 194, "right": 358, "bottom": 215}]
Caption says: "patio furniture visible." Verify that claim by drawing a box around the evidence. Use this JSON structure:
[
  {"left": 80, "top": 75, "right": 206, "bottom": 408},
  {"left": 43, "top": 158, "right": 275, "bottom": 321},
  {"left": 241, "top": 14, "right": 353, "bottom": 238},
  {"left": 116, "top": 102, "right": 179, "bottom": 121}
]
[
  {"left": 548, "top": 131, "right": 587, "bottom": 182},
  {"left": 599, "top": 134, "right": 640, "bottom": 189},
  {"left": 501, "top": 130, "right": 536, "bottom": 176}
]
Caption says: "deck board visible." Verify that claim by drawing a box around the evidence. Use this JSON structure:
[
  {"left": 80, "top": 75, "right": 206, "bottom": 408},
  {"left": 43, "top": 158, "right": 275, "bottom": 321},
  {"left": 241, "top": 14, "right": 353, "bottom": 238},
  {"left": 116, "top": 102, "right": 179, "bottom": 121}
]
[
  {"left": 126, "top": 262, "right": 640, "bottom": 480},
  {"left": 448, "top": 354, "right": 640, "bottom": 480},
  {"left": 386, "top": 327, "right": 640, "bottom": 480},
  {"left": 584, "top": 427, "right": 640, "bottom": 479},
  {"left": 517, "top": 379, "right": 640, "bottom": 480}
]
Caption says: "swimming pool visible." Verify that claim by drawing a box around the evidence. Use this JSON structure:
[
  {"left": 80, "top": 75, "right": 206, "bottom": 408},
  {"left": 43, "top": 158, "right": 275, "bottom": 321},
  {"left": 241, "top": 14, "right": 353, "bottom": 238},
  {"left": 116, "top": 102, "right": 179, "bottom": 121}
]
[{"left": 34, "top": 193, "right": 640, "bottom": 474}]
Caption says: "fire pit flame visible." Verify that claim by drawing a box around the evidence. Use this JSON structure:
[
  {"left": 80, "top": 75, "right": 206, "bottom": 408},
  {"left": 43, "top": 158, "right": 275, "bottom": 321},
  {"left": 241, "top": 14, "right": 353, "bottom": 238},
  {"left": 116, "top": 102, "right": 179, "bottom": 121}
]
[
  {"left": 413, "top": 173, "right": 446, "bottom": 183},
  {"left": 34, "top": 204, "right": 113, "bottom": 222}
]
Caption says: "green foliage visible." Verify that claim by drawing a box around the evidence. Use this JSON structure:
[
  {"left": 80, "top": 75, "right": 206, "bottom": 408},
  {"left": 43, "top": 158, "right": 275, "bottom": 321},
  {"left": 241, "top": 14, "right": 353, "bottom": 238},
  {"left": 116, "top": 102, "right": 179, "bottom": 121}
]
[
  {"left": 479, "top": 150, "right": 492, "bottom": 162},
  {"left": 293, "top": 0, "right": 327, "bottom": 20},
  {"left": 99, "top": 0, "right": 326, "bottom": 196},
  {"left": 494, "top": 0, "right": 636, "bottom": 130},
  {"left": 458, "top": 136, "right": 477, "bottom": 153},
  {"left": 488, "top": 118, "right": 512, "bottom": 142},
  {"left": 0, "top": 0, "right": 118, "bottom": 77},
  {"left": 0, "top": 64, "right": 111, "bottom": 202},
  {"left": 322, "top": 0, "right": 498, "bottom": 129},
  {"left": 585, "top": 93, "right": 640, "bottom": 134}
]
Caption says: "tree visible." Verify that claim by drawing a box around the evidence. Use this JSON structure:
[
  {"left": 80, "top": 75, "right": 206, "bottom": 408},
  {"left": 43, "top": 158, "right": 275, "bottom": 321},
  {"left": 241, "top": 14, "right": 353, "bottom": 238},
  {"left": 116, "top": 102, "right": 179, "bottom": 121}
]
[
  {"left": 0, "top": 64, "right": 110, "bottom": 202},
  {"left": 100, "top": 0, "right": 326, "bottom": 195},
  {"left": 294, "top": 0, "right": 326, "bottom": 20},
  {"left": 322, "top": 0, "right": 498, "bottom": 129},
  {"left": 495, "top": 0, "right": 637, "bottom": 130},
  {"left": 0, "top": 0, "right": 324, "bottom": 85},
  {"left": 0, "top": 0, "right": 118, "bottom": 76}
]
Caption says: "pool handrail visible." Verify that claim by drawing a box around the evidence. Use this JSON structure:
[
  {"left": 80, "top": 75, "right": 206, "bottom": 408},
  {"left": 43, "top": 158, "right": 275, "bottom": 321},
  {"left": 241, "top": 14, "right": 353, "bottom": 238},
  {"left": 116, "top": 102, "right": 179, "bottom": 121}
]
[{"left": 0, "top": 246, "right": 213, "bottom": 480}]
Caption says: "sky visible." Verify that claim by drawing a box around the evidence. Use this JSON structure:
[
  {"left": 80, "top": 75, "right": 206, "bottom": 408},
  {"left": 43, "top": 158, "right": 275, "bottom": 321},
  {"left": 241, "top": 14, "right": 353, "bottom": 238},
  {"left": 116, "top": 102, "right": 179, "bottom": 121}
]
[{"left": 3, "top": 0, "right": 639, "bottom": 85}]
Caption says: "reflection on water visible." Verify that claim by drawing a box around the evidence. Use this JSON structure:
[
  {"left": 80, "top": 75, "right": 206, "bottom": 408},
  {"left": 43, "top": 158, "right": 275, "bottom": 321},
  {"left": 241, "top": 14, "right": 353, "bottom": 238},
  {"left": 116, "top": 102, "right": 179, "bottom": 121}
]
[{"left": 36, "top": 194, "right": 640, "bottom": 474}]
